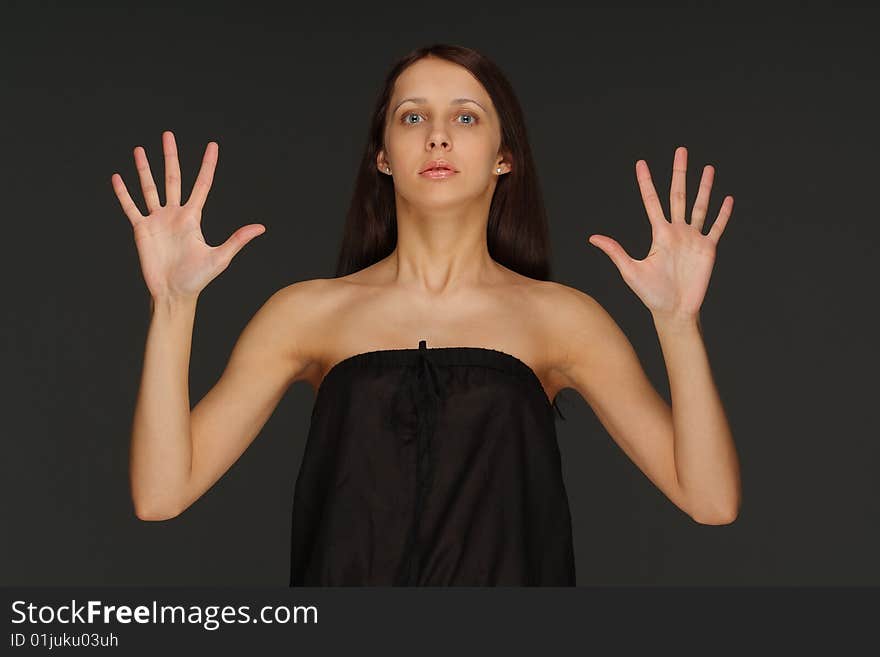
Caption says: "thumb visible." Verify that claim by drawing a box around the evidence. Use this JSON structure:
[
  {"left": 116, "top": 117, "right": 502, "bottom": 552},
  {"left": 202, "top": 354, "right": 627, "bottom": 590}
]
[
  {"left": 588, "top": 234, "right": 633, "bottom": 275},
  {"left": 216, "top": 223, "right": 267, "bottom": 265}
]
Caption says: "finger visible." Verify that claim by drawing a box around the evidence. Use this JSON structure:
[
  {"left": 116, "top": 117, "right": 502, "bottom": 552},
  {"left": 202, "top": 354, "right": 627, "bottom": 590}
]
[
  {"left": 669, "top": 146, "right": 687, "bottom": 224},
  {"left": 163, "top": 130, "right": 182, "bottom": 206},
  {"left": 707, "top": 196, "right": 734, "bottom": 245},
  {"left": 215, "top": 224, "right": 267, "bottom": 267},
  {"left": 635, "top": 159, "right": 667, "bottom": 228},
  {"left": 691, "top": 164, "right": 715, "bottom": 233},
  {"left": 588, "top": 234, "right": 635, "bottom": 280},
  {"left": 133, "top": 146, "right": 161, "bottom": 213},
  {"left": 186, "top": 141, "right": 219, "bottom": 211},
  {"left": 111, "top": 173, "right": 145, "bottom": 227}
]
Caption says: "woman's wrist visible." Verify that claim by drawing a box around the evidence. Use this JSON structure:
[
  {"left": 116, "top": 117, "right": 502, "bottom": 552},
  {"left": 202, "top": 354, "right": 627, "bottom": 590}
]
[{"left": 150, "top": 291, "right": 199, "bottom": 316}]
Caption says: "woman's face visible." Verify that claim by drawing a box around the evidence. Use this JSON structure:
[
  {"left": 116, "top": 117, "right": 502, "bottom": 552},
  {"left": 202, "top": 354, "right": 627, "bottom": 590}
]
[{"left": 379, "top": 57, "right": 509, "bottom": 209}]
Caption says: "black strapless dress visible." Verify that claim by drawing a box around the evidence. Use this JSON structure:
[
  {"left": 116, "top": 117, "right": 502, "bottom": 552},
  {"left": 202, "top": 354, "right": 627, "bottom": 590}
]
[{"left": 289, "top": 339, "right": 575, "bottom": 586}]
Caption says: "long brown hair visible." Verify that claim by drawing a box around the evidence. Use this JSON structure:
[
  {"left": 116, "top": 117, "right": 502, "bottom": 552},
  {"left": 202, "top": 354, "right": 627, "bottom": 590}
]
[{"left": 334, "top": 43, "right": 555, "bottom": 281}]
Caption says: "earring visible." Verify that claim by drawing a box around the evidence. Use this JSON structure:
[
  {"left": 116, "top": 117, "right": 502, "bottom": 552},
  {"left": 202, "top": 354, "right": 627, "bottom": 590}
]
[
  {"left": 386, "top": 166, "right": 391, "bottom": 174},
  {"left": 496, "top": 167, "right": 502, "bottom": 173}
]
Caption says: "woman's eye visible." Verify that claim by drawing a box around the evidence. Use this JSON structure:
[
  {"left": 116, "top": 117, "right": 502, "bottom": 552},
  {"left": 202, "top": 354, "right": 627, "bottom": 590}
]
[{"left": 401, "top": 112, "right": 478, "bottom": 126}]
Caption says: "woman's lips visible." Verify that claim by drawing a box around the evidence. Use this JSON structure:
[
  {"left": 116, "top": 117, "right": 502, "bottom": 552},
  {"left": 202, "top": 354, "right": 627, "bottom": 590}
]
[{"left": 419, "top": 168, "right": 457, "bottom": 179}]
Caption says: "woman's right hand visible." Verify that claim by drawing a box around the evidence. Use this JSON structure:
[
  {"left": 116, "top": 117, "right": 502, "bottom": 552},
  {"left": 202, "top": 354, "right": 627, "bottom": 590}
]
[{"left": 112, "top": 131, "right": 266, "bottom": 302}]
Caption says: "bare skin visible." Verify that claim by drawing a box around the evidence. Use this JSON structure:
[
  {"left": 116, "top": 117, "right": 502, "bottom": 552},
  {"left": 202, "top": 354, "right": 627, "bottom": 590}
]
[
  {"left": 302, "top": 263, "right": 565, "bottom": 403},
  {"left": 116, "top": 56, "right": 739, "bottom": 526}
]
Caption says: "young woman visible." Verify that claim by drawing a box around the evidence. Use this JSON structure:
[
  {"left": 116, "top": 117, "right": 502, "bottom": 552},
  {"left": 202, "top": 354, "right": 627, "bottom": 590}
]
[{"left": 113, "top": 44, "right": 741, "bottom": 586}]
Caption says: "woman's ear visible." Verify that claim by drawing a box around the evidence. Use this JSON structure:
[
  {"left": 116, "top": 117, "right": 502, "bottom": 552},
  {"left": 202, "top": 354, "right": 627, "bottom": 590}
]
[
  {"left": 496, "top": 149, "right": 513, "bottom": 174},
  {"left": 376, "top": 150, "right": 391, "bottom": 175}
]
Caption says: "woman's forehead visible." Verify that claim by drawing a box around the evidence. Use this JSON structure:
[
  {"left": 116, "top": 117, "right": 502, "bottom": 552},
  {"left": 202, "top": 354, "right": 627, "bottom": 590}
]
[{"left": 392, "top": 59, "right": 492, "bottom": 109}]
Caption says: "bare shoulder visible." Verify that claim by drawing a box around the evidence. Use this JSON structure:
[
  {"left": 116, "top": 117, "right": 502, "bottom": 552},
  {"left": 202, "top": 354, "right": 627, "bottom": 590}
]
[
  {"left": 271, "top": 276, "right": 343, "bottom": 315},
  {"left": 250, "top": 277, "right": 348, "bottom": 385},
  {"left": 530, "top": 280, "right": 625, "bottom": 383},
  {"left": 533, "top": 279, "right": 606, "bottom": 321}
]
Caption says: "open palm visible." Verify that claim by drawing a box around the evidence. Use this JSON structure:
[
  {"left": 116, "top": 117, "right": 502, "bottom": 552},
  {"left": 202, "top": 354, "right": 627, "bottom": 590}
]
[
  {"left": 111, "top": 131, "right": 266, "bottom": 301},
  {"left": 588, "top": 146, "right": 734, "bottom": 321}
]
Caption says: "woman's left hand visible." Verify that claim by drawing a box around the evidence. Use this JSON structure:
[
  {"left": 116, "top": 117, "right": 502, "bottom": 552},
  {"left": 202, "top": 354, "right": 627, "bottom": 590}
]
[{"left": 588, "top": 146, "right": 733, "bottom": 323}]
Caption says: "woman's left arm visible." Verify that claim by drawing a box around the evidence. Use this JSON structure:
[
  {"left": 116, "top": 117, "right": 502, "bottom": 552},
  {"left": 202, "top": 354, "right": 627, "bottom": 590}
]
[
  {"left": 650, "top": 311, "right": 741, "bottom": 524},
  {"left": 579, "top": 145, "right": 741, "bottom": 524}
]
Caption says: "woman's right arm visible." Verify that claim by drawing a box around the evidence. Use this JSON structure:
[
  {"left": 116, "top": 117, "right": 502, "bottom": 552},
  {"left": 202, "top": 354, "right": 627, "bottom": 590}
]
[
  {"left": 131, "top": 283, "right": 316, "bottom": 521},
  {"left": 112, "top": 131, "right": 292, "bottom": 520},
  {"left": 129, "top": 293, "right": 200, "bottom": 520}
]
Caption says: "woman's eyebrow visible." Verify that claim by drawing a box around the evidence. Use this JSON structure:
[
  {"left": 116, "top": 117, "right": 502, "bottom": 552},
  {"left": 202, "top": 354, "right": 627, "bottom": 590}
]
[{"left": 393, "top": 97, "right": 488, "bottom": 113}]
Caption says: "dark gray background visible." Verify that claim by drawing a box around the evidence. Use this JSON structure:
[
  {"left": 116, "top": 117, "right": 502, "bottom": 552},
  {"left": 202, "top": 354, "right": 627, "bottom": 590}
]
[{"left": 2, "top": 1, "right": 877, "bottom": 585}]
